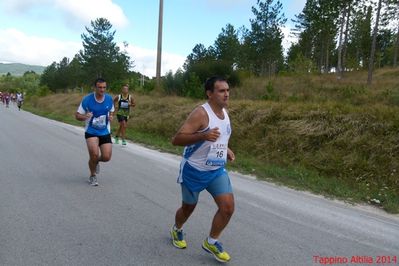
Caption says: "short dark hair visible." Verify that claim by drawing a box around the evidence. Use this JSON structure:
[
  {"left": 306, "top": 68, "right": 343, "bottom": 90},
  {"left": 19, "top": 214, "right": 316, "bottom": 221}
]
[
  {"left": 94, "top": 78, "right": 106, "bottom": 87},
  {"left": 204, "top": 76, "right": 227, "bottom": 94}
]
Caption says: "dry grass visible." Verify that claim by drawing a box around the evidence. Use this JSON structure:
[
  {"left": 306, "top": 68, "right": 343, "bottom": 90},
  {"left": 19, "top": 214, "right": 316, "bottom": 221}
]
[
  {"left": 233, "top": 68, "right": 399, "bottom": 104},
  {"left": 25, "top": 68, "right": 399, "bottom": 213}
]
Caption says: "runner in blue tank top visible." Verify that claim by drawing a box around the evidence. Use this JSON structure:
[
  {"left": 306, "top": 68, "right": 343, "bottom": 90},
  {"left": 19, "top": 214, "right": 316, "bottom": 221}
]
[
  {"left": 170, "top": 76, "right": 235, "bottom": 263},
  {"left": 75, "top": 78, "right": 115, "bottom": 186}
]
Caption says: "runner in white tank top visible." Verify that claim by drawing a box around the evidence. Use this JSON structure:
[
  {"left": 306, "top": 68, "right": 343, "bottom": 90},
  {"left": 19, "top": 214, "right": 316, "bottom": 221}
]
[
  {"left": 181, "top": 101, "right": 231, "bottom": 172},
  {"left": 170, "top": 76, "right": 235, "bottom": 263}
]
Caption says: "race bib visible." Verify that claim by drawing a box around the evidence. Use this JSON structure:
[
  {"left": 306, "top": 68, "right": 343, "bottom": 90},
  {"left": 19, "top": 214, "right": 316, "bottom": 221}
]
[
  {"left": 120, "top": 101, "right": 129, "bottom": 108},
  {"left": 206, "top": 143, "right": 227, "bottom": 166},
  {"left": 91, "top": 115, "right": 107, "bottom": 129}
]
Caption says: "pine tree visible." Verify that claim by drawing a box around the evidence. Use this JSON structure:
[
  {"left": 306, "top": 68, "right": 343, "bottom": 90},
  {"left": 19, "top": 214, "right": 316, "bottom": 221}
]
[
  {"left": 40, "top": 62, "right": 58, "bottom": 92},
  {"left": 291, "top": 0, "right": 340, "bottom": 73},
  {"left": 79, "top": 18, "right": 131, "bottom": 86},
  {"left": 247, "top": 0, "right": 287, "bottom": 76},
  {"left": 214, "top": 24, "right": 241, "bottom": 69},
  {"left": 382, "top": 0, "right": 399, "bottom": 67}
]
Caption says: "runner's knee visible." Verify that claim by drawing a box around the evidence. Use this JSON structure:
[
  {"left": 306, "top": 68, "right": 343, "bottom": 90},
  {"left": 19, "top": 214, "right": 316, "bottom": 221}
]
[
  {"left": 181, "top": 203, "right": 196, "bottom": 216},
  {"left": 101, "top": 154, "right": 111, "bottom": 162},
  {"left": 219, "top": 201, "right": 234, "bottom": 217},
  {"left": 89, "top": 153, "right": 99, "bottom": 161}
]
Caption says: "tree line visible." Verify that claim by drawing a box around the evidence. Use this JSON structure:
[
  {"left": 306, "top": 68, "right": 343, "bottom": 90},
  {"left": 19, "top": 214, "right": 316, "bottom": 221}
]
[
  {"left": 5, "top": 0, "right": 398, "bottom": 97},
  {"left": 0, "top": 71, "right": 41, "bottom": 95},
  {"left": 40, "top": 18, "right": 152, "bottom": 94},
  {"left": 165, "top": 0, "right": 399, "bottom": 96},
  {"left": 288, "top": 0, "right": 398, "bottom": 83}
]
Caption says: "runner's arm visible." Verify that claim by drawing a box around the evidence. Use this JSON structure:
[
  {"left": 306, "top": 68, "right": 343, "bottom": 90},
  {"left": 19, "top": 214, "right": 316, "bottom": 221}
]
[
  {"left": 172, "top": 106, "right": 219, "bottom": 146},
  {"left": 75, "top": 112, "right": 90, "bottom": 121},
  {"left": 109, "top": 104, "right": 115, "bottom": 122},
  {"left": 75, "top": 102, "right": 92, "bottom": 121},
  {"left": 130, "top": 95, "right": 136, "bottom": 108},
  {"left": 227, "top": 148, "right": 235, "bottom": 162},
  {"left": 113, "top": 96, "right": 119, "bottom": 113}
]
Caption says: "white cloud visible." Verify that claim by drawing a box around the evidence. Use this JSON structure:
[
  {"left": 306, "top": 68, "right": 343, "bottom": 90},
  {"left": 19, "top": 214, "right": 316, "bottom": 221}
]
[
  {"left": 55, "top": 0, "right": 128, "bottom": 28},
  {"left": 1, "top": 0, "right": 50, "bottom": 13},
  {"left": 0, "top": 28, "right": 185, "bottom": 77},
  {"left": 123, "top": 45, "right": 186, "bottom": 78},
  {"left": 1, "top": 0, "right": 128, "bottom": 28},
  {"left": 0, "top": 28, "right": 81, "bottom": 66}
]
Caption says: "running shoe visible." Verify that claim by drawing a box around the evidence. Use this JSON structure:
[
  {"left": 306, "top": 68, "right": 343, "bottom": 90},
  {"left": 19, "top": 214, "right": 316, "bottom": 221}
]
[
  {"left": 122, "top": 139, "right": 127, "bottom": 146},
  {"left": 114, "top": 136, "right": 120, "bottom": 144},
  {"left": 92, "top": 176, "right": 98, "bottom": 186},
  {"left": 89, "top": 175, "right": 98, "bottom": 186},
  {"left": 95, "top": 163, "right": 100, "bottom": 174},
  {"left": 202, "top": 239, "right": 231, "bottom": 263},
  {"left": 170, "top": 226, "right": 187, "bottom": 249}
]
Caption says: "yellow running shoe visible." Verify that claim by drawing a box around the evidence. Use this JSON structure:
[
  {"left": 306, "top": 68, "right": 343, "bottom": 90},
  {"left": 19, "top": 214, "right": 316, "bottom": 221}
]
[
  {"left": 202, "top": 239, "right": 231, "bottom": 263},
  {"left": 170, "top": 226, "right": 187, "bottom": 249}
]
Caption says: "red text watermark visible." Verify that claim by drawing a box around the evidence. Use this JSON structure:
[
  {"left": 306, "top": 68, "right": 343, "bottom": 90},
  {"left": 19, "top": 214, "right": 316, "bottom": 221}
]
[{"left": 313, "top": 255, "right": 397, "bottom": 265}]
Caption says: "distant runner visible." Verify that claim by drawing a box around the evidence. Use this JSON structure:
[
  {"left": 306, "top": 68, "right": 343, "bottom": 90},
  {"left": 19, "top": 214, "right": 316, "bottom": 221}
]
[
  {"left": 113, "top": 84, "right": 135, "bottom": 146},
  {"left": 170, "top": 76, "right": 235, "bottom": 263},
  {"left": 75, "top": 78, "right": 115, "bottom": 186},
  {"left": 16, "top": 92, "right": 24, "bottom": 111},
  {"left": 4, "top": 92, "right": 10, "bottom": 108}
]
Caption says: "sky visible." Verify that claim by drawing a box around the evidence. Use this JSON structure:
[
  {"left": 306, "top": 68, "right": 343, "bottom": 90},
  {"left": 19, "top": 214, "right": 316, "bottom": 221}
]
[{"left": 0, "top": 0, "right": 306, "bottom": 77}]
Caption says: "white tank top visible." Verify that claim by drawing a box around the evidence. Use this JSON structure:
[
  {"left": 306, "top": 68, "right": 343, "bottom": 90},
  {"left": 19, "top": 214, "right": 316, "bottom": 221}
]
[{"left": 183, "top": 102, "right": 231, "bottom": 171}]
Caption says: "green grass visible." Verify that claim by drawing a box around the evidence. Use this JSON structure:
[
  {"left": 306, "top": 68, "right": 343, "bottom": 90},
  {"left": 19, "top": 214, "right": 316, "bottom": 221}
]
[
  {"left": 23, "top": 69, "right": 399, "bottom": 213},
  {"left": 27, "top": 100, "right": 393, "bottom": 210},
  {"left": 121, "top": 127, "right": 183, "bottom": 154},
  {"left": 226, "top": 153, "right": 383, "bottom": 206}
]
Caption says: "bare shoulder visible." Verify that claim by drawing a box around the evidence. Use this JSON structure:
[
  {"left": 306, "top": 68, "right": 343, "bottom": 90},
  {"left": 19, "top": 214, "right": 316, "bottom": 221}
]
[
  {"left": 183, "top": 105, "right": 208, "bottom": 131},
  {"left": 189, "top": 105, "right": 207, "bottom": 119}
]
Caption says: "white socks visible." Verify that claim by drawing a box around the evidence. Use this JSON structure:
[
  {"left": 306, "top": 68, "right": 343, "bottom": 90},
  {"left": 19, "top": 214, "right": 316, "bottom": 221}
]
[
  {"left": 173, "top": 225, "right": 218, "bottom": 244},
  {"left": 173, "top": 225, "right": 182, "bottom": 232},
  {"left": 207, "top": 236, "right": 218, "bottom": 245}
]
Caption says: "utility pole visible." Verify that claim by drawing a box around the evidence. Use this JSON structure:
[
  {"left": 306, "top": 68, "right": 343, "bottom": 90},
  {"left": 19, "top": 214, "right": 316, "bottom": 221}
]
[{"left": 156, "top": 0, "right": 163, "bottom": 90}]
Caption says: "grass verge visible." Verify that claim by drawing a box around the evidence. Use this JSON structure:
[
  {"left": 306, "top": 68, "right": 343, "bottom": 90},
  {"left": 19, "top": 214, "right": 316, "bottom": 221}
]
[{"left": 23, "top": 82, "right": 399, "bottom": 213}]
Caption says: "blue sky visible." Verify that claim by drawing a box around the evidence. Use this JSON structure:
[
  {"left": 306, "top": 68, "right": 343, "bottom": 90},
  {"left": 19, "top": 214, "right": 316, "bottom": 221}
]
[{"left": 0, "top": 0, "right": 306, "bottom": 77}]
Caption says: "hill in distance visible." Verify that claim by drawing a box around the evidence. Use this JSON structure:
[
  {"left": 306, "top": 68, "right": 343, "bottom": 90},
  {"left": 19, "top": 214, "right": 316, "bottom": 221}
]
[{"left": 0, "top": 63, "right": 45, "bottom": 76}]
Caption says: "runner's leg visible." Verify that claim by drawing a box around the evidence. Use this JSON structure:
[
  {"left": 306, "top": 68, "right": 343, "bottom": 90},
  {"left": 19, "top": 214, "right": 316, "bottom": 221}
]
[
  {"left": 120, "top": 120, "right": 127, "bottom": 140},
  {"left": 116, "top": 125, "right": 121, "bottom": 138},
  {"left": 114, "top": 116, "right": 121, "bottom": 141},
  {"left": 209, "top": 193, "right": 235, "bottom": 239},
  {"left": 175, "top": 202, "right": 196, "bottom": 229},
  {"left": 99, "top": 143, "right": 112, "bottom": 162},
  {"left": 86, "top": 137, "right": 100, "bottom": 177},
  {"left": 175, "top": 183, "right": 199, "bottom": 228}
]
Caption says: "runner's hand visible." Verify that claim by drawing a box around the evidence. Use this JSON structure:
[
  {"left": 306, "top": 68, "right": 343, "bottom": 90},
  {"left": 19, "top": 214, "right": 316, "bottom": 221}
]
[
  {"left": 204, "top": 127, "right": 220, "bottom": 142},
  {"left": 109, "top": 114, "right": 114, "bottom": 122},
  {"left": 86, "top": 112, "right": 93, "bottom": 120},
  {"left": 227, "top": 148, "right": 235, "bottom": 162}
]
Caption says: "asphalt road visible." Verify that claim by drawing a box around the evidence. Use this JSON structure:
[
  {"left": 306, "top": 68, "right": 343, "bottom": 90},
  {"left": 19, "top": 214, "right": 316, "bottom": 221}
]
[{"left": 0, "top": 103, "right": 398, "bottom": 266}]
